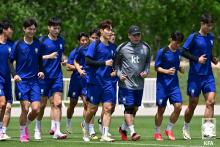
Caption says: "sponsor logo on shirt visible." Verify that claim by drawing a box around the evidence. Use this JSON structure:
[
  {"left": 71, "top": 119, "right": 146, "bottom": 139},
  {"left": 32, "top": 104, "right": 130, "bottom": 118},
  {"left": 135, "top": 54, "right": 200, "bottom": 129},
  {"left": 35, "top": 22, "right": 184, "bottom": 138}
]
[
  {"left": 60, "top": 44, "right": 63, "bottom": 49},
  {"left": 131, "top": 55, "right": 140, "bottom": 63},
  {"left": 41, "top": 89, "right": 44, "bottom": 95},
  {"left": 35, "top": 48, "right": 39, "bottom": 54},
  {"left": 8, "top": 47, "right": 11, "bottom": 53}
]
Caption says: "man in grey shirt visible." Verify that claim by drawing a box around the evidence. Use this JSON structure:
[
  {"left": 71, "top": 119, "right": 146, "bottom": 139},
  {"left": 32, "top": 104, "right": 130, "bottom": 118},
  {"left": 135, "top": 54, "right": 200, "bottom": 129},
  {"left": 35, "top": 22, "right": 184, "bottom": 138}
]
[{"left": 114, "top": 25, "right": 151, "bottom": 141}]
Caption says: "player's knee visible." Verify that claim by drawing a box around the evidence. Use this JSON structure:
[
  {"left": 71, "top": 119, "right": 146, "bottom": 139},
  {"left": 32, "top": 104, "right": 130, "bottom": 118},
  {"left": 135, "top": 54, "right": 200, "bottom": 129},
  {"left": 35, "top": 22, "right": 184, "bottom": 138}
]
[
  {"left": 103, "top": 105, "right": 113, "bottom": 114},
  {"left": 206, "top": 99, "right": 215, "bottom": 106},
  {"left": 53, "top": 100, "right": 62, "bottom": 108},
  {"left": 174, "top": 104, "right": 182, "bottom": 113},
  {"left": 0, "top": 101, "right": 6, "bottom": 107},
  {"left": 32, "top": 107, "right": 40, "bottom": 115},
  {"left": 189, "top": 100, "right": 198, "bottom": 110},
  {"left": 124, "top": 105, "right": 135, "bottom": 115}
]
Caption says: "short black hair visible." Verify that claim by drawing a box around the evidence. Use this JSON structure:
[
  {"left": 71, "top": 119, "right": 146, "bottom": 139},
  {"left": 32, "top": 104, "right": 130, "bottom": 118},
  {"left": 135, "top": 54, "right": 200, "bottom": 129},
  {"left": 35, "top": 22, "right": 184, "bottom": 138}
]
[
  {"left": 23, "top": 18, "right": 37, "bottom": 28},
  {"left": 0, "top": 22, "right": 3, "bottom": 34},
  {"left": 170, "top": 32, "right": 184, "bottom": 42},
  {"left": 99, "top": 19, "right": 112, "bottom": 30},
  {"left": 48, "top": 17, "right": 61, "bottom": 26},
  {"left": 201, "top": 12, "right": 214, "bottom": 24},
  {"left": 77, "top": 32, "right": 89, "bottom": 41},
  {"left": 1, "top": 19, "right": 12, "bottom": 29},
  {"left": 89, "top": 28, "right": 100, "bottom": 37}
]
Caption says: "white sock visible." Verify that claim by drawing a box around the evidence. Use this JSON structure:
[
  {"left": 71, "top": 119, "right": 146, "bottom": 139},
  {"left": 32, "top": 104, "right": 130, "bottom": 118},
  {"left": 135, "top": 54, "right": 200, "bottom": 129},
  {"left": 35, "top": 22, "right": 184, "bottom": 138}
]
[
  {"left": 102, "top": 127, "right": 109, "bottom": 137},
  {"left": 121, "top": 122, "right": 128, "bottom": 131},
  {"left": 26, "top": 119, "right": 32, "bottom": 127},
  {"left": 35, "top": 120, "right": 41, "bottom": 132},
  {"left": 84, "top": 121, "right": 89, "bottom": 132},
  {"left": 51, "top": 120, "right": 55, "bottom": 130},
  {"left": 155, "top": 126, "right": 160, "bottom": 133},
  {"left": 0, "top": 122, "right": 3, "bottom": 133},
  {"left": 89, "top": 123, "right": 95, "bottom": 135},
  {"left": 183, "top": 122, "right": 189, "bottom": 130},
  {"left": 54, "top": 121, "right": 61, "bottom": 134},
  {"left": 2, "top": 126, "right": 7, "bottom": 134},
  {"left": 20, "top": 125, "right": 26, "bottom": 136},
  {"left": 66, "top": 118, "right": 72, "bottom": 128},
  {"left": 166, "top": 122, "right": 174, "bottom": 130},
  {"left": 128, "top": 125, "right": 135, "bottom": 136}
]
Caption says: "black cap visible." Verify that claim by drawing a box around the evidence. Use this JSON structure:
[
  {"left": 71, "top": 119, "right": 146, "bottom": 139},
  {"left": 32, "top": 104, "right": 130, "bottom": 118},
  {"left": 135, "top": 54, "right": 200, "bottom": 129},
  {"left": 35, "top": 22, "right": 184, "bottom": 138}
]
[{"left": 128, "top": 25, "right": 141, "bottom": 35}]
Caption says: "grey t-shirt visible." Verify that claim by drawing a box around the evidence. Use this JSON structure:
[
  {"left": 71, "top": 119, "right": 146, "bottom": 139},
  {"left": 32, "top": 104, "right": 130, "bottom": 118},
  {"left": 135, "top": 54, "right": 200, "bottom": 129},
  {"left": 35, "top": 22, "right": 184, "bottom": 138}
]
[{"left": 114, "top": 41, "right": 151, "bottom": 90}]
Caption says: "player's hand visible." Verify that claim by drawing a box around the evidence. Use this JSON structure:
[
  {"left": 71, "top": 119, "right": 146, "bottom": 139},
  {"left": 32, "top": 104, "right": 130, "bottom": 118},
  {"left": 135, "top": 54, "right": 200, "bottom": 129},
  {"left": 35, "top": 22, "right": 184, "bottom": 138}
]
[
  {"left": 105, "top": 59, "right": 113, "bottom": 66},
  {"left": 38, "top": 72, "right": 45, "bottom": 79},
  {"left": 166, "top": 67, "right": 176, "bottom": 75},
  {"left": 140, "top": 71, "right": 148, "bottom": 78},
  {"left": 14, "top": 75, "right": 22, "bottom": 82},
  {"left": 110, "top": 70, "right": 116, "bottom": 77},
  {"left": 212, "top": 56, "right": 218, "bottom": 65},
  {"left": 49, "top": 52, "right": 58, "bottom": 59},
  {"left": 198, "top": 54, "right": 207, "bottom": 64},
  {"left": 79, "top": 69, "right": 86, "bottom": 77},
  {"left": 179, "top": 66, "right": 185, "bottom": 74},
  {"left": 61, "top": 60, "right": 67, "bottom": 66},
  {"left": 120, "top": 74, "right": 127, "bottom": 81}
]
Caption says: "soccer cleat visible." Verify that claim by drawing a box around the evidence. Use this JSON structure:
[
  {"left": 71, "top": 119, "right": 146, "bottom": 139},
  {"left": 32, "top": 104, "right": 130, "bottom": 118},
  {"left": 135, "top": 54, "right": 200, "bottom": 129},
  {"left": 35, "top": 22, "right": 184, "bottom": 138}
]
[
  {"left": 154, "top": 133, "right": 163, "bottom": 141},
  {"left": 118, "top": 127, "right": 128, "bottom": 141},
  {"left": 34, "top": 130, "right": 42, "bottom": 140},
  {"left": 81, "top": 122, "right": 90, "bottom": 142},
  {"left": 182, "top": 128, "right": 191, "bottom": 140},
  {"left": 100, "top": 136, "right": 115, "bottom": 142},
  {"left": 165, "top": 130, "right": 175, "bottom": 141},
  {"left": 49, "top": 128, "right": 56, "bottom": 135},
  {"left": 202, "top": 121, "right": 216, "bottom": 138},
  {"left": 131, "top": 133, "right": 141, "bottom": 141},
  {"left": 2, "top": 133, "right": 11, "bottom": 140},
  {"left": 0, "top": 133, "right": 7, "bottom": 141},
  {"left": 90, "top": 133, "right": 99, "bottom": 140},
  {"left": 20, "top": 135, "right": 29, "bottom": 143},
  {"left": 53, "top": 132, "right": 67, "bottom": 139},
  {"left": 25, "top": 127, "right": 30, "bottom": 140}
]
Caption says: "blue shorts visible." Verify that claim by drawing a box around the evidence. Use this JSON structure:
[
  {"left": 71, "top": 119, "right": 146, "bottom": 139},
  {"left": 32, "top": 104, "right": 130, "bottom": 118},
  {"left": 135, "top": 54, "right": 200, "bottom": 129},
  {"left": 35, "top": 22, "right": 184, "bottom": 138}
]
[
  {"left": 15, "top": 79, "right": 40, "bottom": 102},
  {"left": 187, "top": 74, "right": 216, "bottom": 97},
  {"left": 39, "top": 76, "right": 63, "bottom": 97},
  {"left": 87, "top": 83, "right": 116, "bottom": 105},
  {"left": 118, "top": 88, "right": 143, "bottom": 107},
  {"left": 156, "top": 83, "right": 182, "bottom": 107},
  {"left": 68, "top": 76, "right": 87, "bottom": 99},
  {"left": 0, "top": 81, "right": 13, "bottom": 104}
]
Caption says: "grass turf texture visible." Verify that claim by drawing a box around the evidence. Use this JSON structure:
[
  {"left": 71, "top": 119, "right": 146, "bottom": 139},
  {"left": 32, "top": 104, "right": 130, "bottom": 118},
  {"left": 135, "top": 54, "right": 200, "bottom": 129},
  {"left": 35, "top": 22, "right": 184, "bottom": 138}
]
[{"left": 0, "top": 116, "right": 219, "bottom": 147}]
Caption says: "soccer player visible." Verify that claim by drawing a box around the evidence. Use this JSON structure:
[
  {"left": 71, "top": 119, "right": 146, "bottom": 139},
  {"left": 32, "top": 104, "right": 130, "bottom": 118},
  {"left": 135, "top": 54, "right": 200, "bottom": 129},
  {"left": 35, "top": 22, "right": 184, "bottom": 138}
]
[
  {"left": 181, "top": 13, "right": 218, "bottom": 139},
  {"left": 9, "top": 18, "right": 44, "bottom": 142},
  {"left": 1, "top": 19, "right": 14, "bottom": 140},
  {"left": 34, "top": 17, "right": 67, "bottom": 140},
  {"left": 89, "top": 28, "right": 100, "bottom": 41},
  {"left": 115, "top": 25, "right": 151, "bottom": 141},
  {"left": 0, "top": 21, "right": 13, "bottom": 141},
  {"left": 154, "top": 32, "right": 184, "bottom": 141},
  {"left": 82, "top": 20, "right": 116, "bottom": 142}
]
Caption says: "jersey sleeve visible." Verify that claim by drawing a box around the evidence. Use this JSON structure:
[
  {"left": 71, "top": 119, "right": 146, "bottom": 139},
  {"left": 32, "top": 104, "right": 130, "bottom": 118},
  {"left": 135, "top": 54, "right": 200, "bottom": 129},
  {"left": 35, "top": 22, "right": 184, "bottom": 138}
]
[
  {"left": 9, "top": 40, "right": 19, "bottom": 62},
  {"left": 154, "top": 49, "right": 163, "bottom": 68},
  {"left": 182, "top": 33, "right": 195, "bottom": 51},
  {"left": 67, "top": 50, "right": 76, "bottom": 65},
  {"left": 85, "top": 41, "right": 97, "bottom": 59}
]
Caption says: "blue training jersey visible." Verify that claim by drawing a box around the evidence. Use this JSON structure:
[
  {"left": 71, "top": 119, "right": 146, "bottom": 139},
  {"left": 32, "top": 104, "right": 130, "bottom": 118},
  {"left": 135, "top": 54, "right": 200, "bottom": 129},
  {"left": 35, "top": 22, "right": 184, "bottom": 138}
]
[
  {"left": 40, "top": 36, "right": 64, "bottom": 78},
  {"left": 10, "top": 39, "right": 42, "bottom": 79},
  {"left": 183, "top": 32, "right": 214, "bottom": 75},
  {"left": 155, "top": 47, "right": 180, "bottom": 87},
  {"left": 0, "top": 43, "right": 12, "bottom": 82},
  {"left": 86, "top": 40, "right": 117, "bottom": 85},
  {"left": 67, "top": 48, "right": 80, "bottom": 79}
]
